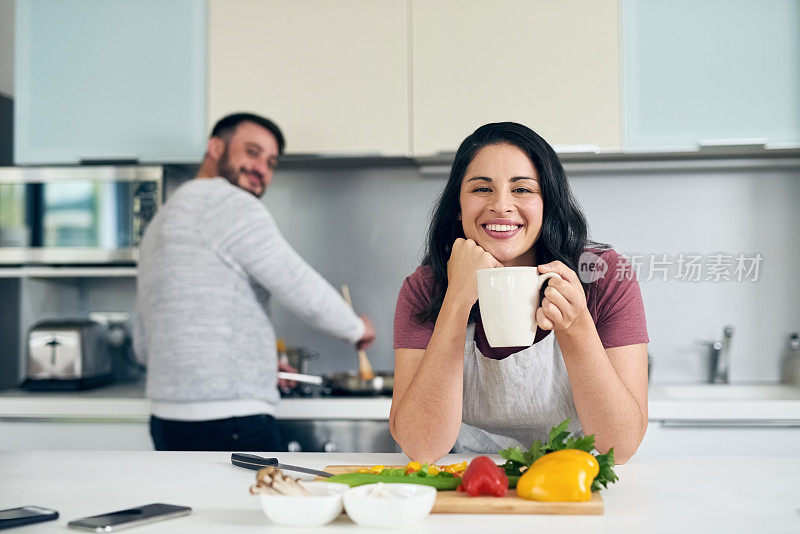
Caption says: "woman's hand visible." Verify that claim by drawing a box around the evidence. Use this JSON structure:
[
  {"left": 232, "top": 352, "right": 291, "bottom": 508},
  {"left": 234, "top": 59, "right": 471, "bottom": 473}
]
[
  {"left": 536, "top": 261, "right": 590, "bottom": 332},
  {"left": 446, "top": 238, "right": 502, "bottom": 306}
]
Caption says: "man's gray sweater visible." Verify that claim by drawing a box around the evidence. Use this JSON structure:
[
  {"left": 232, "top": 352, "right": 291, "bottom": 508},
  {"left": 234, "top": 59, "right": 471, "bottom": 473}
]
[{"left": 134, "top": 178, "right": 364, "bottom": 414}]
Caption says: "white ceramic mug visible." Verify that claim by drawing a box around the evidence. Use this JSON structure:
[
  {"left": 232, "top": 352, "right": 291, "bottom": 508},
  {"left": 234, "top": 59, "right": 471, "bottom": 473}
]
[{"left": 477, "top": 267, "right": 562, "bottom": 347}]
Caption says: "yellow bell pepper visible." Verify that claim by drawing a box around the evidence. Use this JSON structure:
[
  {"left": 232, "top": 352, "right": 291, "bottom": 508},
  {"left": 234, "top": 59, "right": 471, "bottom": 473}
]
[
  {"left": 369, "top": 464, "right": 386, "bottom": 474},
  {"left": 516, "top": 449, "right": 600, "bottom": 502}
]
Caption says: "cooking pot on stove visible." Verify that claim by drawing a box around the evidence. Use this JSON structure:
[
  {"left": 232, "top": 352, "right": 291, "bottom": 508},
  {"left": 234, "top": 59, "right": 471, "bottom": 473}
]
[
  {"left": 279, "top": 370, "right": 393, "bottom": 396},
  {"left": 277, "top": 340, "right": 318, "bottom": 375}
]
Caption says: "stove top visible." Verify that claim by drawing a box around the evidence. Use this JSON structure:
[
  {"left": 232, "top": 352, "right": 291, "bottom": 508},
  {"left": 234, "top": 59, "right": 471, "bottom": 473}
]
[
  {"left": 279, "top": 384, "right": 391, "bottom": 398},
  {"left": 280, "top": 384, "right": 332, "bottom": 398}
]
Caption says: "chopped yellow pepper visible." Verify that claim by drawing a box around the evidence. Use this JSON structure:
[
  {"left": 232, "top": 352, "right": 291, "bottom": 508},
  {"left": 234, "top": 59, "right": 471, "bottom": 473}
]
[
  {"left": 516, "top": 449, "right": 600, "bottom": 502},
  {"left": 446, "top": 461, "right": 468, "bottom": 473},
  {"left": 359, "top": 461, "right": 464, "bottom": 476},
  {"left": 405, "top": 461, "right": 422, "bottom": 473}
]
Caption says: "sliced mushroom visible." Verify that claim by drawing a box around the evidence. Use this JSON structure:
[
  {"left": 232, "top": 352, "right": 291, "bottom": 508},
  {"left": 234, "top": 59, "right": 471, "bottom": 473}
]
[
  {"left": 250, "top": 484, "right": 280, "bottom": 495},
  {"left": 250, "top": 467, "right": 311, "bottom": 496},
  {"left": 256, "top": 466, "right": 281, "bottom": 485}
]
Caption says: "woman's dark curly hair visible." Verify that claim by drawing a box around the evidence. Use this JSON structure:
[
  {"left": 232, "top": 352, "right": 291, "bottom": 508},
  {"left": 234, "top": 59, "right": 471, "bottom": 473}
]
[{"left": 416, "top": 121, "right": 608, "bottom": 325}]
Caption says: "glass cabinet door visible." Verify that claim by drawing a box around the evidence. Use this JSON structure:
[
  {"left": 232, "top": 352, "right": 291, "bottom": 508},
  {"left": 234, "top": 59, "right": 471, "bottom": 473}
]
[
  {"left": 15, "top": 0, "right": 207, "bottom": 164},
  {"left": 622, "top": 0, "right": 800, "bottom": 150}
]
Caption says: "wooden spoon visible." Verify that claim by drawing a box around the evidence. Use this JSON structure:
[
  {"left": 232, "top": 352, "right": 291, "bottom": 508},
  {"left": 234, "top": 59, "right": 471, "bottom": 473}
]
[{"left": 341, "top": 284, "right": 375, "bottom": 381}]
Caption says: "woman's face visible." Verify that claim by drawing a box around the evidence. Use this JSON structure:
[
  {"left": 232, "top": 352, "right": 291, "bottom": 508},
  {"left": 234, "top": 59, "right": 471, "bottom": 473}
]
[{"left": 458, "top": 143, "right": 543, "bottom": 267}]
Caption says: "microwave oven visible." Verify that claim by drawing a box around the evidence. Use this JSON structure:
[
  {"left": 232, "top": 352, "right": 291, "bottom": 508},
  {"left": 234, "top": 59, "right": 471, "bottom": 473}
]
[{"left": 0, "top": 166, "right": 162, "bottom": 264}]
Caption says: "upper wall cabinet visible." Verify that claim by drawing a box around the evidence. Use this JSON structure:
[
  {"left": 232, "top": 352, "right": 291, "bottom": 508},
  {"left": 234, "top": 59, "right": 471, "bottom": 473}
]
[
  {"left": 411, "top": 0, "right": 621, "bottom": 156},
  {"left": 622, "top": 0, "right": 800, "bottom": 150},
  {"left": 208, "top": 0, "right": 409, "bottom": 156},
  {"left": 14, "top": 0, "right": 207, "bottom": 165}
]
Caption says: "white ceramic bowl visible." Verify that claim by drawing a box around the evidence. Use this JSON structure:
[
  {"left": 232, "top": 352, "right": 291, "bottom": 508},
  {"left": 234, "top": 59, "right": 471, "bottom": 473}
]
[
  {"left": 343, "top": 483, "right": 437, "bottom": 528},
  {"left": 258, "top": 481, "right": 349, "bottom": 526}
]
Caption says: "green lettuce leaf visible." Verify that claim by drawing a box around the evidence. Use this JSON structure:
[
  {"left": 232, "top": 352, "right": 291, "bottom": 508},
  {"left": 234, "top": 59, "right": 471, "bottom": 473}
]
[
  {"left": 565, "top": 434, "right": 596, "bottom": 453},
  {"left": 592, "top": 448, "right": 618, "bottom": 491},
  {"left": 547, "top": 419, "right": 571, "bottom": 449},
  {"left": 499, "top": 446, "right": 528, "bottom": 466}
]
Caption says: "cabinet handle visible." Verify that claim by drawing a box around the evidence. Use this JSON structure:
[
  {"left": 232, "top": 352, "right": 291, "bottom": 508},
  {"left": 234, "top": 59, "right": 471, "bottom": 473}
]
[
  {"left": 697, "top": 138, "right": 766, "bottom": 150},
  {"left": 551, "top": 144, "right": 602, "bottom": 155},
  {"left": 660, "top": 419, "right": 800, "bottom": 428},
  {"left": 79, "top": 156, "right": 140, "bottom": 165}
]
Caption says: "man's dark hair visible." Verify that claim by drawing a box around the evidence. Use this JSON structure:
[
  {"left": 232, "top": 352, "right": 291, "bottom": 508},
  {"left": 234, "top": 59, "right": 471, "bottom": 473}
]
[
  {"left": 416, "top": 121, "right": 609, "bottom": 325},
  {"left": 210, "top": 112, "right": 286, "bottom": 155}
]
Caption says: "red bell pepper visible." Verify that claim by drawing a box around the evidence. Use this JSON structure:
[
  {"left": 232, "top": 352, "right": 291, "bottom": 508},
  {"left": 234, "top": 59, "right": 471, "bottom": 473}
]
[{"left": 457, "top": 456, "right": 508, "bottom": 497}]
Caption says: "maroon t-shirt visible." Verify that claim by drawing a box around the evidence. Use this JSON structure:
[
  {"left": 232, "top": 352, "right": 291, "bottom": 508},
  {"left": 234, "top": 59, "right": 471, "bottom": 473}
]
[{"left": 393, "top": 249, "right": 649, "bottom": 359}]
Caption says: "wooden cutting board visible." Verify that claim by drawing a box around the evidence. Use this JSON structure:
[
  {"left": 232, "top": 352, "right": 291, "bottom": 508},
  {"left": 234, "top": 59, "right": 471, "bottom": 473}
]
[{"left": 319, "top": 465, "right": 603, "bottom": 515}]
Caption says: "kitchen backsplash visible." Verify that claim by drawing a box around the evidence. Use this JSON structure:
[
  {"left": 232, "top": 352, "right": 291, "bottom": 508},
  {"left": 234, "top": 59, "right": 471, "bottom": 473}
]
[
  {"left": 264, "top": 162, "right": 800, "bottom": 383},
  {"left": 6, "top": 160, "right": 800, "bottom": 385}
]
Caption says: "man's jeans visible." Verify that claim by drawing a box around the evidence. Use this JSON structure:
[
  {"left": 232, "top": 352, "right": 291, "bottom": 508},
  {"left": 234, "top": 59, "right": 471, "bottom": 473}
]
[{"left": 150, "top": 413, "right": 284, "bottom": 452}]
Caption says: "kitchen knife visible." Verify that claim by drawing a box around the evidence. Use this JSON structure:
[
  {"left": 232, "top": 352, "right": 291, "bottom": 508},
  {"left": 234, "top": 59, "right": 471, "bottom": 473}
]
[{"left": 230, "top": 453, "right": 333, "bottom": 478}]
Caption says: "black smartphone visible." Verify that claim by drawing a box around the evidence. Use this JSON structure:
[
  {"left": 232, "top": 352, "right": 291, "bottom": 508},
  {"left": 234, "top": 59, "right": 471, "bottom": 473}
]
[
  {"left": 0, "top": 506, "right": 59, "bottom": 530},
  {"left": 67, "top": 503, "right": 191, "bottom": 532}
]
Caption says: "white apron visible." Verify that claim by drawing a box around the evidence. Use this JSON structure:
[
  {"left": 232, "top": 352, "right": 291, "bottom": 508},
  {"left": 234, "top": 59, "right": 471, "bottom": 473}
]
[{"left": 454, "top": 323, "right": 582, "bottom": 453}]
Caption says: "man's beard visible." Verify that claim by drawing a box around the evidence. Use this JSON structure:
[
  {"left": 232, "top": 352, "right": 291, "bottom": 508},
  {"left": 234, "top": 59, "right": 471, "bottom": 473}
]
[{"left": 217, "top": 147, "right": 264, "bottom": 198}]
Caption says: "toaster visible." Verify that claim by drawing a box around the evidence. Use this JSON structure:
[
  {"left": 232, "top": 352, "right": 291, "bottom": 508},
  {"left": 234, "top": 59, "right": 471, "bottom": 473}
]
[{"left": 21, "top": 319, "right": 113, "bottom": 390}]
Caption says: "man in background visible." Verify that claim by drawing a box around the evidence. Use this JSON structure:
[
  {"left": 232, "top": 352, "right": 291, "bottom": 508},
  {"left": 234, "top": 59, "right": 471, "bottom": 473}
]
[{"left": 134, "top": 112, "right": 376, "bottom": 451}]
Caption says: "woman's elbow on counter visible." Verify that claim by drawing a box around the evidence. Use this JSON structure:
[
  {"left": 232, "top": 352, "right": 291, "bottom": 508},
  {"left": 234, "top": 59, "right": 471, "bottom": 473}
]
[
  {"left": 398, "top": 444, "right": 450, "bottom": 466},
  {"left": 614, "top": 450, "right": 634, "bottom": 465},
  {"left": 594, "top": 422, "right": 647, "bottom": 465},
  {"left": 613, "top": 435, "right": 645, "bottom": 464},
  {"left": 594, "top": 441, "right": 637, "bottom": 465},
  {"left": 391, "top": 433, "right": 452, "bottom": 465},
  {"left": 390, "top": 423, "right": 452, "bottom": 465}
]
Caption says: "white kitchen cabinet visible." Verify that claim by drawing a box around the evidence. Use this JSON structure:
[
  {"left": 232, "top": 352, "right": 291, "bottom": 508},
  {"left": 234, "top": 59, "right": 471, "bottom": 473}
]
[
  {"left": 208, "top": 0, "right": 409, "bottom": 156},
  {"left": 0, "top": 393, "right": 393, "bottom": 451},
  {"left": 638, "top": 421, "right": 800, "bottom": 457},
  {"left": 411, "top": 0, "right": 621, "bottom": 156},
  {"left": 0, "top": 419, "right": 153, "bottom": 451},
  {"left": 14, "top": 0, "right": 207, "bottom": 164},
  {"left": 621, "top": 0, "right": 800, "bottom": 150}
]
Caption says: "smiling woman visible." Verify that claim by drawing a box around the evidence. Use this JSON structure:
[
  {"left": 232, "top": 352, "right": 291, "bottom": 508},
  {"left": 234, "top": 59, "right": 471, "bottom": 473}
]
[
  {"left": 389, "top": 122, "right": 650, "bottom": 465},
  {"left": 458, "top": 143, "right": 544, "bottom": 267}
]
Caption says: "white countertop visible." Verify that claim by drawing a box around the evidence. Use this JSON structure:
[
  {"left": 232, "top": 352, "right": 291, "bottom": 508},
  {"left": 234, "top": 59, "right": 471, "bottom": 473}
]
[
  {"left": 0, "top": 451, "right": 795, "bottom": 533},
  {"left": 2, "top": 382, "right": 799, "bottom": 423}
]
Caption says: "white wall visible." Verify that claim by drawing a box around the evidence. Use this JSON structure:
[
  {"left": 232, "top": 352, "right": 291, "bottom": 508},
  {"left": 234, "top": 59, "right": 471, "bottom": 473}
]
[
  {"left": 263, "top": 162, "right": 800, "bottom": 384},
  {"left": 0, "top": 0, "right": 14, "bottom": 97},
  {"left": 571, "top": 167, "right": 800, "bottom": 383},
  {"left": 263, "top": 165, "right": 440, "bottom": 376}
]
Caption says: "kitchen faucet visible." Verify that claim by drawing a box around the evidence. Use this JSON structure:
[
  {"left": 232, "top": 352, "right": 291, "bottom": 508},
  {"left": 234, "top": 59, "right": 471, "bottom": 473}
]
[{"left": 698, "top": 325, "right": 734, "bottom": 383}]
